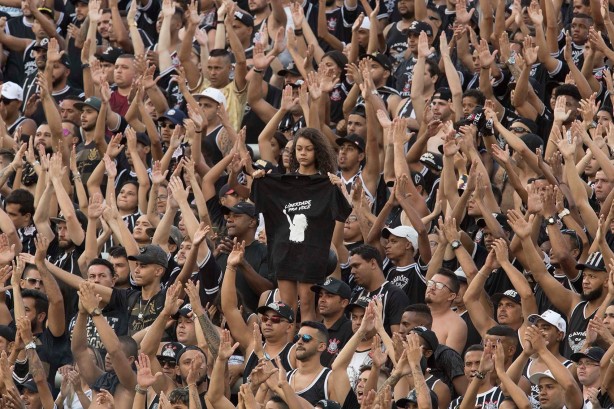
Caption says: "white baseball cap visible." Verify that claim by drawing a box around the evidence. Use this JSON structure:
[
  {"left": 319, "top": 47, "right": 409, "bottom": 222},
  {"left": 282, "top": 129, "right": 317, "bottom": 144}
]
[
  {"left": 382, "top": 225, "right": 418, "bottom": 250},
  {"left": 528, "top": 310, "right": 567, "bottom": 336},
  {"left": 360, "top": 16, "right": 371, "bottom": 30},
  {"left": 1, "top": 82, "right": 23, "bottom": 101},
  {"left": 529, "top": 369, "right": 557, "bottom": 385},
  {"left": 193, "top": 88, "right": 227, "bottom": 108}
]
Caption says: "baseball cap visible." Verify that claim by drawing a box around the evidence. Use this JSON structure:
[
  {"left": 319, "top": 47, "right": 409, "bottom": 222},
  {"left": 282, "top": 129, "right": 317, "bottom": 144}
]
[
  {"left": 512, "top": 117, "right": 538, "bottom": 134},
  {"left": 454, "top": 267, "right": 467, "bottom": 283},
  {"left": 359, "top": 16, "right": 371, "bottom": 30},
  {"left": 253, "top": 159, "right": 278, "bottom": 173},
  {"left": 1, "top": 82, "right": 23, "bottom": 101},
  {"left": 128, "top": 245, "right": 169, "bottom": 268},
  {"left": 219, "top": 184, "right": 236, "bottom": 197},
  {"left": 396, "top": 389, "right": 439, "bottom": 409},
  {"left": 316, "top": 400, "right": 341, "bottom": 409},
  {"left": 576, "top": 252, "right": 607, "bottom": 272},
  {"left": 135, "top": 132, "right": 151, "bottom": 146},
  {"left": 382, "top": 225, "right": 419, "bottom": 250},
  {"left": 157, "top": 341, "right": 184, "bottom": 362},
  {"left": 234, "top": 10, "right": 254, "bottom": 27},
  {"left": 411, "top": 171, "right": 425, "bottom": 189},
  {"left": 311, "top": 277, "right": 352, "bottom": 300},
  {"left": 0, "top": 325, "right": 15, "bottom": 342},
  {"left": 50, "top": 210, "right": 88, "bottom": 230},
  {"left": 159, "top": 108, "right": 187, "bottom": 125},
  {"left": 146, "top": 226, "right": 183, "bottom": 247},
  {"left": 419, "top": 152, "right": 443, "bottom": 171},
  {"left": 491, "top": 289, "right": 521, "bottom": 305},
  {"left": 346, "top": 296, "right": 371, "bottom": 312},
  {"left": 363, "top": 52, "right": 392, "bottom": 72},
  {"left": 18, "top": 379, "right": 39, "bottom": 393},
  {"left": 528, "top": 310, "right": 566, "bottom": 335},
  {"left": 257, "top": 301, "right": 295, "bottom": 323},
  {"left": 407, "top": 20, "right": 433, "bottom": 37},
  {"left": 431, "top": 87, "right": 452, "bottom": 102},
  {"left": 529, "top": 369, "right": 557, "bottom": 385},
  {"left": 32, "top": 37, "right": 50, "bottom": 51},
  {"left": 97, "top": 47, "right": 125, "bottom": 64},
  {"left": 74, "top": 97, "right": 102, "bottom": 112},
  {"left": 38, "top": 7, "right": 54, "bottom": 19},
  {"left": 278, "top": 61, "right": 301, "bottom": 77},
  {"left": 177, "top": 303, "right": 193, "bottom": 317},
  {"left": 570, "top": 346, "right": 605, "bottom": 364},
  {"left": 476, "top": 213, "right": 510, "bottom": 232},
  {"left": 411, "top": 326, "right": 439, "bottom": 351},
  {"left": 193, "top": 88, "right": 227, "bottom": 108},
  {"left": 336, "top": 134, "right": 365, "bottom": 152},
  {"left": 520, "top": 133, "right": 544, "bottom": 154},
  {"left": 175, "top": 345, "right": 206, "bottom": 365},
  {"left": 222, "top": 201, "right": 256, "bottom": 218}
]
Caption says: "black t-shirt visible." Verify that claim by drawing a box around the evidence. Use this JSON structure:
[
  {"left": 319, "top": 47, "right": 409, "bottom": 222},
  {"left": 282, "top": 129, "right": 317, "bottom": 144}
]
[
  {"left": 48, "top": 241, "right": 85, "bottom": 325},
  {"left": 110, "top": 287, "right": 167, "bottom": 336},
  {"left": 216, "top": 240, "right": 272, "bottom": 313},
  {"left": 351, "top": 281, "right": 410, "bottom": 334},
  {"left": 67, "top": 302, "right": 129, "bottom": 352},
  {"left": 5, "top": 16, "right": 35, "bottom": 85},
  {"left": 383, "top": 259, "right": 428, "bottom": 305},
  {"left": 428, "top": 345, "right": 465, "bottom": 399},
  {"left": 321, "top": 315, "right": 353, "bottom": 367},
  {"left": 251, "top": 174, "right": 352, "bottom": 283}
]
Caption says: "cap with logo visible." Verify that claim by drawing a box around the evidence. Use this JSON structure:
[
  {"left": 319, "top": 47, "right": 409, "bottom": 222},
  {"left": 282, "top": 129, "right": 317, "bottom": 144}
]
[
  {"left": 222, "top": 201, "right": 256, "bottom": 218},
  {"left": 491, "top": 289, "right": 521, "bottom": 305},
  {"left": 346, "top": 296, "right": 371, "bottom": 312},
  {"left": 363, "top": 52, "right": 392, "bottom": 72},
  {"left": 316, "top": 400, "right": 342, "bottom": 409},
  {"left": 576, "top": 251, "right": 607, "bottom": 272},
  {"left": 257, "top": 301, "right": 295, "bottom": 323},
  {"left": 193, "top": 88, "right": 227, "bottom": 108},
  {"left": 396, "top": 389, "right": 439, "bottom": 409},
  {"left": 528, "top": 369, "right": 557, "bottom": 385},
  {"left": 336, "top": 134, "right": 366, "bottom": 152},
  {"left": 1, "top": 81, "right": 23, "bottom": 101},
  {"left": 157, "top": 341, "right": 185, "bottom": 362},
  {"left": 419, "top": 152, "right": 443, "bottom": 171},
  {"left": 431, "top": 87, "right": 453, "bottom": 102},
  {"left": 382, "top": 225, "right": 419, "bottom": 250},
  {"left": 410, "top": 171, "right": 425, "bottom": 189},
  {"left": 74, "top": 97, "right": 102, "bottom": 112},
  {"left": 128, "top": 245, "right": 169, "bottom": 268},
  {"left": 97, "top": 47, "right": 125, "bottom": 64},
  {"left": 407, "top": 20, "right": 433, "bottom": 37},
  {"left": 160, "top": 108, "right": 187, "bottom": 125},
  {"left": 279, "top": 61, "right": 301, "bottom": 77},
  {"left": 311, "top": 277, "right": 352, "bottom": 300},
  {"left": 234, "top": 10, "right": 254, "bottom": 27},
  {"left": 528, "top": 310, "right": 566, "bottom": 335},
  {"left": 411, "top": 326, "right": 439, "bottom": 351},
  {"left": 219, "top": 184, "right": 235, "bottom": 197},
  {"left": 570, "top": 346, "right": 605, "bottom": 364},
  {"left": 177, "top": 303, "right": 193, "bottom": 317},
  {"left": 32, "top": 37, "right": 50, "bottom": 51}
]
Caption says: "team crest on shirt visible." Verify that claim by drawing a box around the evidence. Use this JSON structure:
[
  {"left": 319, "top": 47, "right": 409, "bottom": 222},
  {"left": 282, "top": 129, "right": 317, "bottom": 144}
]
[
  {"left": 331, "top": 88, "right": 342, "bottom": 101},
  {"left": 482, "top": 401, "right": 499, "bottom": 409},
  {"left": 327, "top": 17, "right": 337, "bottom": 32},
  {"left": 327, "top": 338, "right": 340, "bottom": 354}
]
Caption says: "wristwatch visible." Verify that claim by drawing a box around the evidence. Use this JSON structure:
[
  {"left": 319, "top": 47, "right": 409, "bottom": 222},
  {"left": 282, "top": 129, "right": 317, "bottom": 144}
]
[
  {"left": 450, "top": 240, "right": 462, "bottom": 250},
  {"left": 90, "top": 307, "right": 102, "bottom": 317},
  {"left": 558, "top": 208, "right": 570, "bottom": 219},
  {"left": 25, "top": 341, "right": 36, "bottom": 350},
  {"left": 545, "top": 216, "right": 557, "bottom": 226}
]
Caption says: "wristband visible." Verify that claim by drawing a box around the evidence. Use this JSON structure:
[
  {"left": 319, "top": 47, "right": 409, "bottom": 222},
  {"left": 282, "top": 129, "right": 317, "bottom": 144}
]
[
  {"left": 25, "top": 341, "right": 36, "bottom": 350},
  {"left": 253, "top": 68, "right": 264, "bottom": 74},
  {"left": 558, "top": 208, "right": 570, "bottom": 219},
  {"left": 81, "top": 63, "right": 90, "bottom": 69},
  {"left": 474, "top": 371, "right": 486, "bottom": 379},
  {"left": 294, "top": 28, "right": 303, "bottom": 36},
  {"left": 217, "top": 20, "right": 224, "bottom": 23}
]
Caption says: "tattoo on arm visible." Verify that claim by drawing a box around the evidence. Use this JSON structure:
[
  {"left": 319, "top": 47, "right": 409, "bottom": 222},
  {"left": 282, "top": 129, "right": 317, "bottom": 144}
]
[
  {"left": 217, "top": 132, "right": 232, "bottom": 157},
  {"left": 197, "top": 313, "right": 221, "bottom": 360}
]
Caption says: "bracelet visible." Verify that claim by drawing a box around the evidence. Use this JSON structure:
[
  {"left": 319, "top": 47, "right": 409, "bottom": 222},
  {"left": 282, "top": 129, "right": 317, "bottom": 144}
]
[
  {"left": 25, "top": 341, "right": 36, "bottom": 350},
  {"left": 81, "top": 63, "right": 90, "bottom": 69},
  {"left": 33, "top": 160, "right": 40, "bottom": 166},
  {"left": 558, "top": 208, "right": 570, "bottom": 219},
  {"left": 217, "top": 20, "right": 224, "bottom": 23},
  {"left": 253, "top": 68, "right": 264, "bottom": 74},
  {"left": 135, "top": 385, "right": 148, "bottom": 394},
  {"left": 474, "top": 371, "right": 486, "bottom": 379},
  {"left": 294, "top": 28, "right": 303, "bottom": 36}
]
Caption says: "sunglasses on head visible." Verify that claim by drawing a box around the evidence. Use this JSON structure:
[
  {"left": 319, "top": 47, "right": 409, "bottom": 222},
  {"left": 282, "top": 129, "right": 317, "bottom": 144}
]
[
  {"left": 261, "top": 315, "right": 286, "bottom": 324},
  {"left": 293, "top": 334, "right": 314, "bottom": 343}
]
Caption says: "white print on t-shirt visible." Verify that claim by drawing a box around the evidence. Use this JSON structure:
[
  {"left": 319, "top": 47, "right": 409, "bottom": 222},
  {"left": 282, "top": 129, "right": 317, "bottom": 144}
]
[{"left": 283, "top": 200, "right": 311, "bottom": 243}]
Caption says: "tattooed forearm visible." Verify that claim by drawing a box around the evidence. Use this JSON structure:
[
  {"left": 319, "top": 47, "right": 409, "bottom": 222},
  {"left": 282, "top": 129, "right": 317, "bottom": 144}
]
[
  {"left": 197, "top": 313, "right": 221, "bottom": 360},
  {"left": 26, "top": 349, "right": 46, "bottom": 382}
]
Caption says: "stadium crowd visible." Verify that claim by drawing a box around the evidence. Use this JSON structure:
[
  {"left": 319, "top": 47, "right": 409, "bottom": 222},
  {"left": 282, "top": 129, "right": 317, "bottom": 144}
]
[{"left": 0, "top": 0, "right": 611, "bottom": 408}]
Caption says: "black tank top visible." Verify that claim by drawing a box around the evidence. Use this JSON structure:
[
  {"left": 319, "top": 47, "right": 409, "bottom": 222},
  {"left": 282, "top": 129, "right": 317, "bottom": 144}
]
[
  {"left": 386, "top": 23, "right": 409, "bottom": 64},
  {"left": 565, "top": 301, "right": 595, "bottom": 357},
  {"left": 287, "top": 367, "right": 331, "bottom": 404},
  {"left": 243, "top": 342, "right": 294, "bottom": 383},
  {"left": 202, "top": 125, "right": 224, "bottom": 166},
  {"left": 8, "top": 116, "right": 27, "bottom": 136}
]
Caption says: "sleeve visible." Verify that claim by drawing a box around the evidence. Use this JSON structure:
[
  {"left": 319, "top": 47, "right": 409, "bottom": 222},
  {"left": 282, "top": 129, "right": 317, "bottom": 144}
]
[
  {"left": 110, "top": 288, "right": 132, "bottom": 313},
  {"left": 384, "top": 287, "right": 410, "bottom": 326},
  {"left": 440, "top": 349, "right": 466, "bottom": 382},
  {"left": 332, "top": 185, "right": 352, "bottom": 222},
  {"left": 196, "top": 250, "right": 223, "bottom": 306}
]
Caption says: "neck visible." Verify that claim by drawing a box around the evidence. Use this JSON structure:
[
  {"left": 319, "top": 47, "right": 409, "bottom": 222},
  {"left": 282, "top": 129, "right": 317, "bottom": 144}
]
[
  {"left": 394, "top": 256, "right": 414, "bottom": 267},
  {"left": 117, "top": 85, "right": 132, "bottom": 96},
  {"left": 254, "top": 8, "right": 271, "bottom": 21},
  {"left": 365, "top": 275, "right": 386, "bottom": 292},
  {"left": 141, "top": 282, "right": 161, "bottom": 300},
  {"left": 206, "top": 120, "right": 222, "bottom": 133},
  {"left": 299, "top": 164, "right": 318, "bottom": 175},
  {"left": 428, "top": 303, "right": 452, "bottom": 315},
  {"left": 53, "top": 79, "right": 67, "bottom": 92},
  {"left": 322, "top": 311, "right": 344, "bottom": 328},
  {"left": 340, "top": 167, "right": 360, "bottom": 180},
  {"left": 297, "top": 357, "right": 323, "bottom": 372},
  {"left": 264, "top": 336, "right": 288, "bottom": 350},
  {"left": 83, "top": 129, "right": 96, "bottom": 144},
  {"left": 477, "top": 377, "right": 494, "bottom": 393},
  {"left": 237, "top": 233, "right": 256, "bottom": 245},
  {"left": 5, "top": 111, "right": 18, "bottom": 125}
]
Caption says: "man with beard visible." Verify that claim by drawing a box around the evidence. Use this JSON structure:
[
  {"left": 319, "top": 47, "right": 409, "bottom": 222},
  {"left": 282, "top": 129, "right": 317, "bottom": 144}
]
[
  {"left": 215, "top": 201, "right": 273, "bottom": 312},
  {"left": 248, "top": 0, "right": 286, "bottom": 45},
  {"left": 0, "top": 82, "right": 36, "bottom": 137},
  {"left": 287, "top": 321, "right": 347, "bottom": 404},
  {"left": 335, "top": 134, "right": 379, "bottom": 209},
  {"left": 384, "top": 0, "right": 417, "bottom": 69},
  {"left": 74, "top": 97, "right": 105, "bottom": 184}
]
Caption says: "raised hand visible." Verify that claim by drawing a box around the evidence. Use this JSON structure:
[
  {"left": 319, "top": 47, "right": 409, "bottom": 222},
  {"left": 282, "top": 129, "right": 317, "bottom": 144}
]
[
  {"left": 227, "top": 238, "right": 245, "bottom": 267},
  {"left": 218, "top": 329, "right": 240, "bottom": 360},
  {"left": 193, "top": 222, "right": 210, "bottom": 245},
  {"left": 135, "top": 353, "right": 163, "bottom": 388},
  {"left": 77, "top": 281, "right": 102, "bottom": 315},
  {"left": 33, "top": 234, "right": 49, "bottom": 264},
  {"left": 405, "top": 332, "right": 423, "bottom": 365},
  {"left": 506, "top": 209, "right": 533, "bottom": 240},
  {"left": 492, "top": 238, "right": 509, "bottom": 264}
]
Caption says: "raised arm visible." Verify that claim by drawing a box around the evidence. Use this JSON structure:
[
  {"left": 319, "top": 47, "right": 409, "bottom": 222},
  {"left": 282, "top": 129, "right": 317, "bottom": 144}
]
[{"left": 33, "top": 235, "right": 65, "bottom": 336}]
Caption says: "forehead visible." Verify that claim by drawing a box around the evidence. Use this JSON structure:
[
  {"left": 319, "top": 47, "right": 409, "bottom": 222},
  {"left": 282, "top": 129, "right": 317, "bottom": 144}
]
[
  {"left": 179, "top": 349, "right": 205, "bottom": 363},
  {"left": 464, "top": 350, "right": 483, "bottom": 362},
  {"left": 36, "top": 125, "right": 51, "bottom": 133},
  {"left": 88, "top": 264, "right": 112, "bottom": 275},
  {"left": 348, "top": 114, "right": 365, "bottom": 123},
  {"left": 115, "top": 57, "right": 134, "bottom": 66}
]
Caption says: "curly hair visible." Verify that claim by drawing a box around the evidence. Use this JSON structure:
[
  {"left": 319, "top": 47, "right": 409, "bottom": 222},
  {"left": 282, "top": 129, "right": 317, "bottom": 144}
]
[{"left": 289, "top": 128, "right": 337, "bottom": 175}]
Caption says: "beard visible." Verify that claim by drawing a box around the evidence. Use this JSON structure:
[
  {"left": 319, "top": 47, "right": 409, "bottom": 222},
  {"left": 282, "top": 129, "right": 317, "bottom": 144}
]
[
  {"left": 400, "top": 10, "right": 413, "bottom": 19},
  {"left": 296, "top": 348, "right": 317, "bottom": 361},
  {"left": 325, "top": 0, "right": 335, "bottom": 6},
  {"left": 582, "top": 286, "right": 603, "bottom": 301}
]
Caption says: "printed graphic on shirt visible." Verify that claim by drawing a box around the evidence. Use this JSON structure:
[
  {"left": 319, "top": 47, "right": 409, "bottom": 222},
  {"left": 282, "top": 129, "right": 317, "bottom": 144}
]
[{"left": 284, "top": 203, "right": 309, "bottom": 243}]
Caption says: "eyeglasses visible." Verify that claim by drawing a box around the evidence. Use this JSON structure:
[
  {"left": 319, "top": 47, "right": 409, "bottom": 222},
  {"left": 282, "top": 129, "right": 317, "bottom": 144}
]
[
  {"left": 160, "top": 122, "right": 176, "bottom": 129},
  {"left": 577, "top": 360, "right": 599, "bottom": 368},
  {"left": 260, "top": 315, "right": 287, "bottom": 324},
  {"left": 157, "top": 195, "right": 168, "bottom": 201},
  {"left": 293, "top": 334, "right": 314, "bottom": 343},
  {"left": 426, "top": 280, "right": 452, "bottom": 291},
  {"left": 509, "top": 127, "right": 529, "bottom": 134},
  {"left": 24, "top": 278, "right": 43, "bottom": 286}
]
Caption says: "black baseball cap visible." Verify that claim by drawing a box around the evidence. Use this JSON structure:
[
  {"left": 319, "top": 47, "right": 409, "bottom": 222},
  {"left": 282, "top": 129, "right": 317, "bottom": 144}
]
[
  {"left": 346, "top": 296, "right": 371, "bottom": 312},
  {"left": 492, "top": 289, "right": 521, "bottom": 305},
  {"left": 363, "top": 52, "right": 392, "bottom": 72},
  {"left": 157, "top": 341, "right": 185, "bottom": 362},
  {"left": 316, "top": 400, "right": 342, "bottom": 409},
  {"left": 431, "top": 87, "right": 452, "bottom": 102},
  {"left": 97, "top": 47, "right": 125, "bottom": 64},
  {"left": 128, "top": 245, "right": 169, "bottom": 268},
  {"left": 396, "top": 389, "right": 439, "bottom": 409},
  {"left": 576, "top": 252, "right": 607, "bottom": 272},
  {"left": 336, "top": 134, "right": 365, "bottom": 152},
  {"left": 311, "top": 277, "right": 352, "bottom": 300},
  {"left": 570, "top": 346, "right": 605, "bottom": 363},
  {"left": 234, "top": 10, "right": 254, "bottom": 27},
  {"left": 278, "top": 61, "right": 301, "bottom": 77},
  {"left": 411, "top": 326, "right": 439, "bottom": 351},
  {"left": 419, "top": 152, "right": 443, "bottom": 171},
  {"left": 222, "top": 201, "right": 256, "bottom": 218},
  {"left": 32, "top": 38, "right": 50, "bottom": 51},
  {"left": 520, "top": 133, "right": 544, "bottom": 154},
  {"left": 257, "top": 301, "right": 295, "bottom": 323},
  {"left": 407, "top": 20, "right": 433, "bottom": 37}
]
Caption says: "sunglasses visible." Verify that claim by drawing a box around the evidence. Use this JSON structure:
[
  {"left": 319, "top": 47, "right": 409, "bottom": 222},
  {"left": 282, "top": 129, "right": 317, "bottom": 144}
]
[
  {"left": 426, "top": 280, "right": 452, "bottom": 291},
  {"left": 509, "top": 127, "right": 529, "bottom": 134},
  {"left": 293, "top": 334, "right": 314, "bottom": 343},
  {"left": 1, "top": 98, "right": 15, "bottom": 105},
  {"left": 160, "top": 360, "right": 177, "bottom": 368},
  {"left": 24, "top": 278, "right": 43, "bottom": 286},
  {"left": 160, "top": 122, "right": 176, "bottom": 129},
  {"left": 260, "top": 315, "right": 287, "bottom": 324}
]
